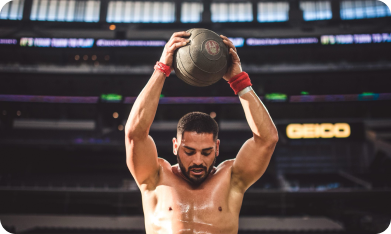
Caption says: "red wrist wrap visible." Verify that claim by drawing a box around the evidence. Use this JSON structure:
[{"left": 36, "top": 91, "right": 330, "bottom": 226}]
[
  {"left": 228, "top": 72, "right": 252, "bottom": 95},
  {"left": 154, "top": 61, "right": 171, "bottom": 77}
]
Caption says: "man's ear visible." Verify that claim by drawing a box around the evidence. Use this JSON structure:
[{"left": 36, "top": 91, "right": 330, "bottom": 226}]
[
  {"left": 172, "top": 137, "right": 178, "bottom": 155},
  {"left": 216, "top": 139, "right": 220, "bottom": 157}
]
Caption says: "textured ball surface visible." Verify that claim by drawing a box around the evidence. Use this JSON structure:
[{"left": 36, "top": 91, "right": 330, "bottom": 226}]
[{"left": 173, "top": 28, "right": 229, "bottom": 87}]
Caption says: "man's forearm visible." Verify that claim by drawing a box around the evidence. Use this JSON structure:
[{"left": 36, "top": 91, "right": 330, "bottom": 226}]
[
  {"left": 125, "top": 70, "right": 166, "bottom": 138},
  {"left": 125, "top": 31, "right": 189, "bottom": 139},
  {"left": 239, "top": 90, "right": 278, "bottom": 143}
]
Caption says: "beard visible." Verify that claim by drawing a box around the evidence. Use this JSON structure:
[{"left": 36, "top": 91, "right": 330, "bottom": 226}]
[{"left": 177, "top": 153, "right": 216, "bottom": 185}]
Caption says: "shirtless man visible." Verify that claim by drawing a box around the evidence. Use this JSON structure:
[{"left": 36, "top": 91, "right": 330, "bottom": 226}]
[{"left": 125, "top": 31, "right": 279, "bottom": 234}]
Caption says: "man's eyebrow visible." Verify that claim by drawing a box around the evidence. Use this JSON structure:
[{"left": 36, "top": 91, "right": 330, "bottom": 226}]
[{"left": 183, "top": 146, "right": 213, "bottom": 151}]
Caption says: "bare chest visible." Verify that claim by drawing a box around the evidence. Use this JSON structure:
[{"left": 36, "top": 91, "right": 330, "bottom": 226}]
[
  {"left": 142, "top": 168, "right": 241, "bottom": 233},
  {"left": 155, "top": 182, "right": 229, "bottom": 217}
]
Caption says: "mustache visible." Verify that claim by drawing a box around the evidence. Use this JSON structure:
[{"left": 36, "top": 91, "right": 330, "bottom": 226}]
[{"left": 189, "top": 165, "right": 207, "bottom": 170}]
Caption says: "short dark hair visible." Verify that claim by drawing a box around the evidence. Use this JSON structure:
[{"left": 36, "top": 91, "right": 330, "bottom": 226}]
[{"left": 177, "top": 112, "right": 219, "bottom": 141}]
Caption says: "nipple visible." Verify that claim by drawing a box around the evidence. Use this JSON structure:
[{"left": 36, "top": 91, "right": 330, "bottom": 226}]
[{"left": 218, "top": 206, "right": 222, "bottom": 212}]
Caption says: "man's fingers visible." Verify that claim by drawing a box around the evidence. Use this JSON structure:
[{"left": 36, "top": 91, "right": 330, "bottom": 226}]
[
  {"left": 220, "top": 35, "right": 229, "bottom": 40},
  {"left": 229, "top": 48, "right": 240, "bottom": 62},
  {"left": 222, "top": 39, "right": 233, "bottom": 47},
  {"left": 221, "top": 35, "right": 236, "bottom": 51},
  {"left": 166, "top": 37, "right": 188, "bottom": 48},
  {"left": 222, "top": 39, "right": 237, "bottom": 52},
  {"left": 220, "top": 35, "right": 233, "bottom": 44},
  {"left": 168, "top": 41, "right": 188, "bottom": 53},
  {"left": 220, "top": 35, "right": 240, "bottom": 63},
  {"left": 171, "top": 31, "right": 191, "bottom": 39}
]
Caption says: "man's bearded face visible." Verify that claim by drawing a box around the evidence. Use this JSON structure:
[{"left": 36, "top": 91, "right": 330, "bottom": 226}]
[
  {"left": 177, "top": 152, "right": 216, "bottom": 185},
  {"left": 174, "top": 131, "right": 219, "bottom": 185}
]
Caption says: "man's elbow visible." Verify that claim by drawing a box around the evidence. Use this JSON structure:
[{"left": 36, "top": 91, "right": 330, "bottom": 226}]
[
  {"left": 266, "top": 131, "right": 279, "bottom": 148},
  {"left": 125, "top": 122, "right": 134, "bottom": 133},
  {"left": 124, "top": 123, "right": 133, "bottom": 137},
  {"left": 270, "top": 129, "right": 279, "bottom": 144},
  {"left": 125, "top": 124, "right": 148, "bottom": 140},
  {"left": 254, "top": 129, "right": 279, "bottom": 147}
]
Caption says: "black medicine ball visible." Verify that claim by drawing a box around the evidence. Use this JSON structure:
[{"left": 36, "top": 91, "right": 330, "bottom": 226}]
[{"left": 173, "top": 28, "right": 229, "bottom": 87}]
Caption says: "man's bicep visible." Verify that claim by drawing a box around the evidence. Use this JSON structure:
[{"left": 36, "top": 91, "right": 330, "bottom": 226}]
[
  {"left": 231, "top": 137, "right": 276, "bottom": 191},
  {"left": 125, "top": 135, "right": 160, "bottom": 187}
]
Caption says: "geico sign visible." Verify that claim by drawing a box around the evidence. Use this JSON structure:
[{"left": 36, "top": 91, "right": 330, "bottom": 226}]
[{"left": 286, "top": 123, "right": 351, "bottom": 139}]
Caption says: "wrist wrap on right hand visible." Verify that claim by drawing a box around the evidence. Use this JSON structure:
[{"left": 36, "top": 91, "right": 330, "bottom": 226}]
[{"left": 154, "top": 61, "right": 171, "bottom": 77}]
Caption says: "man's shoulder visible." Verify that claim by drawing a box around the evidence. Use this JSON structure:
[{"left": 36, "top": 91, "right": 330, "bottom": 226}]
[
  {"left": 216, "top": 159, "right": 235, "bottom": 172},
  {"left": 157, "top": 157, "right": 172, "bottom": 169},
  {"left": 156, "top": 160, "right": 184, "bottom": 183}
]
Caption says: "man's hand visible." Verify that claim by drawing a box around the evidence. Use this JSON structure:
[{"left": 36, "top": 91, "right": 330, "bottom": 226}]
[
  {"left": 220, "top": 35, "right": 242, "bottom": 81},
  {"left": 160, "top": 31, "right": 191, "bottom": 69}
]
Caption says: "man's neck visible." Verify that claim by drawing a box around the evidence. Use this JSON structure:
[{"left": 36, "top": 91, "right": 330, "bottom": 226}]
[{"left": 172, "top": 164, "right": 192, "bottom": 183}]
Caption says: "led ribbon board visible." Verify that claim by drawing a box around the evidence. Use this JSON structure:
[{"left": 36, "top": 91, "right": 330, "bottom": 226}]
[
  {"left": 3, "top": 33, "right": 390, "bottom": 48},
  {"left": 0, "top": 39, "right": 17, "bottom": 45},
  {"left": 247, "top": 37, "right": 319, "bottom": 46},
  {"left": 20, "top": 38, "right": 94, "bottom": 48},
  {"left": 321, "top": 33, "right": 391, "bottom": 45},
  {"left": 286, "top": 123, "right": 351, "bottom": 139},
  {"left": 96, "top": 39, "right": 166, "bottom": 47}
]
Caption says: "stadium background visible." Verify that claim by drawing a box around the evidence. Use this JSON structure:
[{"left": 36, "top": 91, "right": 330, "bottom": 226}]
[{"left": 1, "top": 0, "right": 391, "bottom": 233}]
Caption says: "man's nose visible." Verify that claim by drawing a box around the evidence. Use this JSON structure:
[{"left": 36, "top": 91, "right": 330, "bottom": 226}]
[{"left": 193, "top": 153, "right": 203, "bottom": 165}]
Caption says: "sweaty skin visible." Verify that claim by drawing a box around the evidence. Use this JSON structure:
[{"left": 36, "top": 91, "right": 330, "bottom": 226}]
[
  {"left": 125, "top": 32, "right": 278, "bottom": 234},
  {"left": 143, "top": 132, "right": 242, "bottom": 234}
]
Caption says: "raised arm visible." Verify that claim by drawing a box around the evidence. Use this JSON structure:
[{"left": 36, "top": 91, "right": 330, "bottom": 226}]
[
  {"left": 125, "top": 32, "right": 190, "bottom": 189},
  {"left": 220, "top": 35, "right": 279, "bottom": 192}
]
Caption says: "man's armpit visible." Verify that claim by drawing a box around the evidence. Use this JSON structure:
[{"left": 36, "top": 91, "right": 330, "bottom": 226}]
[{"left": 139, "top": 165, "right": 162, "bottom": 191}]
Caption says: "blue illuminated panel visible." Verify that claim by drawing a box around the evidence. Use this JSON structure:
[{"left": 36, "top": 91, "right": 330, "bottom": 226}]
[
  {"left": 258, "top": 2, "right": 289, "bottom": 22},
  {"left": 96, "top": 39, "right": 166, "bottom": 47},
  {"left": 341, "top": 0, "right": 391, "bottom": 20},
  {"left": 211, "top": 2, "right": 253, "bottom": 22},
  {"left": 321, "top": 33, "right": 391, "bottom": 45},
  {"left": 247, "top": 37, "right": 319, "bottom": 46},
  {"left": 20, "top": 38, "right": 95, "bottom": 48},
  {"left": 107, "top": 1, "right": 175, "bottom": 23},
  {"left": 181, "top": 2, "right": 203, "bottom": 23},
  {"left": 300, "top": 1, "right": 332, "bottom": 21},
  {"left": 0, "top": 0, "right": 24, "bottom": 20},
  {"left": 30, "top": 0, "right": 100, "bottom": 22}
]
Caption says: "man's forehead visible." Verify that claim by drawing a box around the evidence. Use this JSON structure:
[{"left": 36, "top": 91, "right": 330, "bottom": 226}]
[
  {"left": 179, "top": 131, "right": 215, "bottom": 147},
  {"left": 180, "top": 131, "right": 214, "bottom": 140}
]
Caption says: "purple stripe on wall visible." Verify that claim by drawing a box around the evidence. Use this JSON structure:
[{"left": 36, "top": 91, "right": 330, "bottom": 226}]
[{"left": 0, "top": 95, "right": 99, "bottom": 103}]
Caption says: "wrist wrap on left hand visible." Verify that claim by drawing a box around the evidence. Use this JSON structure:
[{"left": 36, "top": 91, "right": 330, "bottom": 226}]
[{"left": 228, "top": 72, "right": 252, "bottom": 95}]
